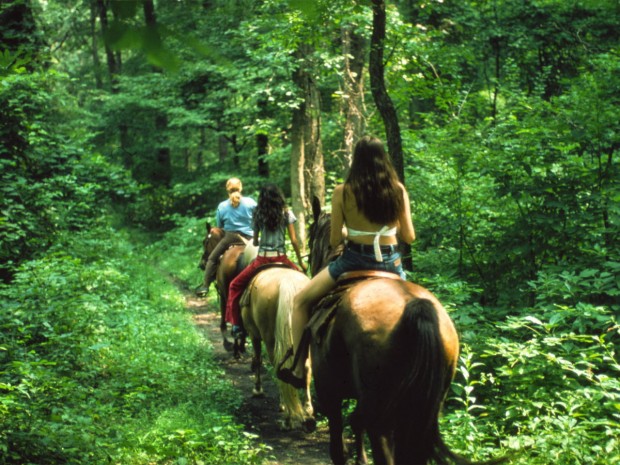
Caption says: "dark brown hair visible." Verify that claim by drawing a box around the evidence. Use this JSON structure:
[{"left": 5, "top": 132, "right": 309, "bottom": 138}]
[
  {"left": 253, "top": 183, "right": 287, "bottom": 231},
  {"left": 345, "top": 136, "right": 404, "bottom": 224}
]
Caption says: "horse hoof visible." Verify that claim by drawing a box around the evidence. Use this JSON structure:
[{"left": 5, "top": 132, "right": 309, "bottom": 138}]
[
  {"left": 223, "top": 339, "right": 234, "bottom": 352},
  {"left": 252, "top": 388, "right": 264, "bottom": 397},
  {"left": 302, "top": 417, "right": 317, "bottom": 433}
]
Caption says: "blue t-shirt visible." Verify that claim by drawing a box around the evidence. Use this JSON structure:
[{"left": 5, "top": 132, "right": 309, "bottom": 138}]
[
  {"left": 256, "top": 209, "right": 296, "bottom": 253},
  {"left": 216, "top": 196, "right": 257, "bottom": 237}
]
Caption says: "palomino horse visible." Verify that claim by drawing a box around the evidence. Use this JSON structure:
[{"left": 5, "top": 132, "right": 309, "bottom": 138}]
[
  {"left": 302, "top": 198, "right": 504, "bottom": 465},
  {"left": 200, "top": 224, "right": 249, "bottom": 353},
  {"left": 240, "top": 264, "right": 315, "bottom": 431}
]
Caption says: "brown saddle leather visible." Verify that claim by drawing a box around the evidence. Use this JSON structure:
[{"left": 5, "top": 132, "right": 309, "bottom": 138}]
[
  {"left": 307, "top": 270, "right": 402, "bottom": 344},
  {"left": 337, "top": 269, "right": 402, "bottom": 284}
]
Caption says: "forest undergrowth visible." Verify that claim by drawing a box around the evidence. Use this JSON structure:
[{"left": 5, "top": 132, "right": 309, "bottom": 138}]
[
  {"left": 1, "top": 217, "right": 618, "bottom": 465},
  {"left": 0, "top": 224, "right": 268, "bottom": 465}
]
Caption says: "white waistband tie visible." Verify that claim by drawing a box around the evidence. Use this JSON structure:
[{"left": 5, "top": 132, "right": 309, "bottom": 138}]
[{"left": 373, "top": 225, "right": 390, "bottom": 262}]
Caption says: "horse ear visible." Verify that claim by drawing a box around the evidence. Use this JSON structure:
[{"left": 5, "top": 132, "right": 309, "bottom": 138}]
[
  {"left": 312, "top": 196, "right": 322, "bottom": 223},
  {"left": 206, "top": 222, "right": 211, "bottom": 231}
]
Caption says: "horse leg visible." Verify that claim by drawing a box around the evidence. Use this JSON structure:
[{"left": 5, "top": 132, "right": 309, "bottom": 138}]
[
  {"left": 350, "top": 408, "right": 368, "bottom": 465},
  {"left": 301, "top": 360, "right": 316, "bottom": 432},
  {"left": 303, "top": 358, "right": 314, "bottom": 415},
  {"left": 367, "top": 430, "right": 393, "bottom": 465},
  {"left": 219, "top": 292, "right": 233, "bottom": 352},
  {"left": 323, "top": 400, "right": 346, "bottom": 465},
  {"left": 251, "top": 337, "right": 263, "bottom": 397},
  {"left": 233, "top": 333, "right": 246, "bottom": 359}
]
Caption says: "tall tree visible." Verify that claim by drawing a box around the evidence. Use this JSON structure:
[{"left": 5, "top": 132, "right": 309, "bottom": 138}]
[
  {"left": 369, "top": 0, "right": 403, "bottom": 180},
  {"left": 369, "top": 0, "right": 411, "bottom": 270},
  {"left": 142, "top": 0, "right": 171, "bottom": 187},
  {"left": 340, "top": 21, "right": 366, "bottom": 175},
  {"left": 89, "top": 0, "right": 103, "bottom": 89},
  {"left": 290, "top": 43, "right": 324, "bottom": 250}
]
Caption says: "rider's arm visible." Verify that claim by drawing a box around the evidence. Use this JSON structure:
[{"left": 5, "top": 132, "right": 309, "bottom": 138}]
[
  {"left": 287, "top": 223, "right": 307, "bottom": 272},
  {"left": 397, "top": 184, "right": 416, "bottom": 244},
  {"left": 215, "top": 205, "right": 224, "bottom": 229},
  {"left": 330, "top": 185, "right": 345, "bottom": 248}
]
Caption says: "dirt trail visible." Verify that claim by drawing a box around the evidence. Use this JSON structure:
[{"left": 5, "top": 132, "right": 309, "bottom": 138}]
[{"left": 182, "top": 287, "right": 333, "bottom": 465}]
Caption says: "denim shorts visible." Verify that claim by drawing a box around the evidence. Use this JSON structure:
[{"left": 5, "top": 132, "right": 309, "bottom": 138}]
[{"left": 327, "top": 244, "right": 406, "bottom": 280}]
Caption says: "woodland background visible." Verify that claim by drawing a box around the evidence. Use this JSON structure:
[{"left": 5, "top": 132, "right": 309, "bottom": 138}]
[{"left": 0, "top": 0, "right": 618, "bottom": 464}]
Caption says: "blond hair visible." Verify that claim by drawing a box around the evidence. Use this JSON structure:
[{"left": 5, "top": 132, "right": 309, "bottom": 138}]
[
  {"left": 226, "top": 177, "right": 242, "bottom": 193},
  {"left": 229, "top": 191, "right": 241, "bottom": 208}
]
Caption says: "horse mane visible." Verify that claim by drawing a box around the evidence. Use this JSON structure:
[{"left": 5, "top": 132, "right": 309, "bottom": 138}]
[{"left": 308, "top": 196, "right": 343, "bottom": 276}]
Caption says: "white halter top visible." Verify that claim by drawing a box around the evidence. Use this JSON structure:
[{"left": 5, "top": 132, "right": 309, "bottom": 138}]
[{"left": 347, "top": 225, "right": 397, "bottom": 262}]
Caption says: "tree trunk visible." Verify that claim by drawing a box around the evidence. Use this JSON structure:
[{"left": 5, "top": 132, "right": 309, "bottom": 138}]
[
  {"left": 97, "top": 0, "right": 119, "bottom": 90},
  {"left": 143, "top": 0, "right": 171, "bottom": 187},
  {"left": 303, "top": 70, "right": 324, "bottom": 210},
  {"left": 341, "top": 24, "right": 366, "bottom": 175},
  {"left": 369, "top": 0, "right": 403, "bottom": 180},
  {"left": 370, "top": 0, "right": 412, "bottom": 270},
  {"left": 257, "top": 133, "right": 269, "bottom": 178},
  {"left": 290, "top": 100, "right": 307, "bottom": 253},
  {"left": 218, "top": 133, "right": 228, "bottom": 164},
  {"left": 97, "top": 0, "right": 129, "bottom": 167},
  {"left": 290, "top": 44, "right": 325, "bottom": 252},
  {"left": 89, "top": 0, "right": 103, "bottom": 89}
]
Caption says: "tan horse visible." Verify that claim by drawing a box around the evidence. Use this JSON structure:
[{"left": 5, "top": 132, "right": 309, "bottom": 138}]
[
  {"left": 300, "top": 198, "right": 505, "bottom": 465},
  {"left": 241, "top": 266, "right": 315, "bottom": 431}
]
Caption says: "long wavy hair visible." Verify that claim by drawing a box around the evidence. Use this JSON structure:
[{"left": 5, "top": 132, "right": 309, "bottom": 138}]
[
  {"left": 345, "top": 136, "right": 404, "bottom": 224},
  {"left": 254, "top": 183, "right": 288, "bottom": 231}
]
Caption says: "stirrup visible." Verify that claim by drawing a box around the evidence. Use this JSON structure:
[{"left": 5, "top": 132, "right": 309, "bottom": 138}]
[
  {"left": 276, "top": 347, "right": 306, "bottom": 389},
  {"left": 277, "top": 346, "right": 294, "bottom": 368},
  {"left": 276, "top": 367, "right": 306, "bottom": 390}
]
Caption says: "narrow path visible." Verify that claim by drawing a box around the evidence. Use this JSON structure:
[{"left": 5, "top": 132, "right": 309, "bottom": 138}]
[{"left": 180, "top": 283, "right": 334, "bottom": 465}]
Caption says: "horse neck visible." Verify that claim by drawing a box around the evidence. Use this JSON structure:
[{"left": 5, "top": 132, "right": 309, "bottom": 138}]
[
  {"left": 206, "top": 227, "right": 225, "bottom": 255},
  {"left": 309, "top": 213, "right": 337, "bottom": 276}
]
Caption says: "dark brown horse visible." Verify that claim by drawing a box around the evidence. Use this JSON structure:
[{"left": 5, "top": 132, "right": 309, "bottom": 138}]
[
  {"left": 200, "top": 224, "right": 249, "bottom": 352},
  {"left": 305, "top": 198, "right": 505, "bottom": 465}
]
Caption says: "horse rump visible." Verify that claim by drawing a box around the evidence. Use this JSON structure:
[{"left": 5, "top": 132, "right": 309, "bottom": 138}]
[{"left": 386, "top": 298, "right": 507, "bottom": 465}]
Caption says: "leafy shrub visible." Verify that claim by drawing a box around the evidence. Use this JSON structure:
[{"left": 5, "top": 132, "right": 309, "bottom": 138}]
[
  {"left": 443, "top": 300, "right": 619, "bottom": 465},
  {"left": 0, "top": 69, "right": 137, "bottom": 282},
  {"left": 0, "top": 227, "right": 267, "bottom": 465}
]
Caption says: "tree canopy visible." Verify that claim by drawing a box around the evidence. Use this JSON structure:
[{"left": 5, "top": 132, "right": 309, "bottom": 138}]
[{"left": 1, "top": 0, "right": 618, "bottom": 464}]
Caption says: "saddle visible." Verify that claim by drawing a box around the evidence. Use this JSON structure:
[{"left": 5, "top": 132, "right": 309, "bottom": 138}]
[
  {"left": 308, "top": 270, "right": 402, "bottom": 344},
  {"left": 238, "top": 262, "right": 298, "bottom": 308},
  {"left": 277, "top": 270, "right": 403, "bottom": 385}
]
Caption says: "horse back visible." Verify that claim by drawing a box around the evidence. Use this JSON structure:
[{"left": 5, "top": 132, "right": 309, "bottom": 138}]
[
  {"left": 215, "top": 245, "right": 245, "bottom": 293},
  {"left": 243, "top": 267, "right": 308, "bottom": 346},
  {"left": 312, "top": 278, "right": 459, "bottom": 401}
]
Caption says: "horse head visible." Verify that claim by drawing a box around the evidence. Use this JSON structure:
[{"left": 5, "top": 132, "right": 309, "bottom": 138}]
[
  {"left": 308, "top": 196, "right": 343, "bottom": 277},
  {"left": 203, "top": 223, "right": 225, "bottom": 257}
]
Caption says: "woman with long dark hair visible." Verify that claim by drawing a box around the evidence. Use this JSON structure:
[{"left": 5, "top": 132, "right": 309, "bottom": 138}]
[
  {"left": 278, "top": 136, "right": 415, "bottom": 388},
  {"left": 225, "top": 183, "right": 307, "bottom": 336}
]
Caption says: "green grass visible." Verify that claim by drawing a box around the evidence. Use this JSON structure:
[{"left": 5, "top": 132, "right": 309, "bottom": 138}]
[{"left": 0, "top": 225, "right": 267, "bottom": 465}]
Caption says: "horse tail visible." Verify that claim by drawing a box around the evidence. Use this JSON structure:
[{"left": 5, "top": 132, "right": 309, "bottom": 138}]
[
  {"left": 274, "top": 273, "right": 309, "bottom": 426},
  {"left": 387, "top": 298, "right": 507, "bottom": 465},
  {"left": 384, "top": 298, "right": 457, "bottom": 464}
]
